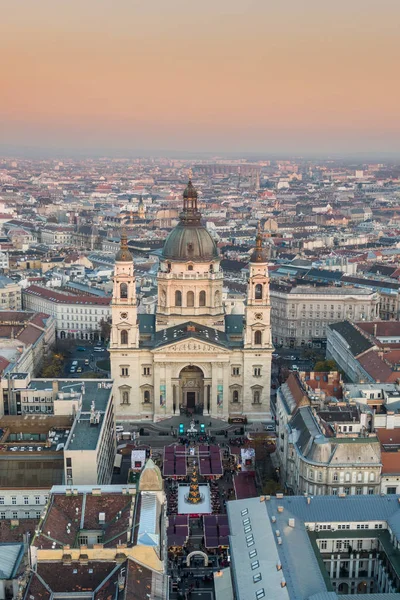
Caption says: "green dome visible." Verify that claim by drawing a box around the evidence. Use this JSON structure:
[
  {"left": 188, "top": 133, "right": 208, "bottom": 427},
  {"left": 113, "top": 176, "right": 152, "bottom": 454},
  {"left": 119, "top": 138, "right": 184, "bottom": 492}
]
[
  {"left": 161, "top": 179, "right": 219, "bottom": 262},
  {"left": 162, "top": 221, "right": 219, "bottom": 261}
]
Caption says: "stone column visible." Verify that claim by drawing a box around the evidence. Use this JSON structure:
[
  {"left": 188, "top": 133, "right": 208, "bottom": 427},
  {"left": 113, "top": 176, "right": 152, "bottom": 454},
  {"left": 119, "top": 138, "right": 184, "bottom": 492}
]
[
  {"left": 222, "top": 361, "right": 230, "bottom": 419},
  {"left": 172, "top": 385, "right": 177, "bottom": 415},
  {"left": 336, "top": 554, "right": 341, "bottom": 579},
  {"left": 368, "top": 554, "right": 373, "bottom": 578},
  {"left": 355, "top": 554, "right": 360, "bottom": 578},
  {"left": 165, "top": 364, "right": 173, "bottom": 417},
  {"left": 153, "top": 361, "right": 161, "bottom": 422},
  {"left": 349, "top": 554, "right": 354, "bottom": 579},
  {"left": 211, "top": 362, "right": 218, "bottom": 418},
  {"left": 330, "top": 556, "right": 335, "bottom": 579}
]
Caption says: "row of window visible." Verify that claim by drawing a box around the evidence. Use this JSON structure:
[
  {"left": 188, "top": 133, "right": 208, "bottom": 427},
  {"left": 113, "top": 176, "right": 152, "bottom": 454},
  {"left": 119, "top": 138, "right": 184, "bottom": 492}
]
[
  {"left": 121, "top": 366, "right": 152, "bottom": 377},
  {"left": 23, "top": 406, "right": 53, "bottom": 414},
  {"left": 174, "top": 290, "right": 208, "bottom": 307},
  {"left": 0, "top": 496, "right": 43, "bottom": 505},
  {"left": 121, "top": 365, "right": 264, "bottom": 378},
  {"left": 0, "top": 511, "right": 42, "bottom": 520},
  {"left": 62, "top": 307, "right": 107, "bottom": 314},
  {"left": 120, "top": 388, "right": 262, "bottom": 405},
  {"left": 308, "top": 470, "right": 376, "bottom": 483}
]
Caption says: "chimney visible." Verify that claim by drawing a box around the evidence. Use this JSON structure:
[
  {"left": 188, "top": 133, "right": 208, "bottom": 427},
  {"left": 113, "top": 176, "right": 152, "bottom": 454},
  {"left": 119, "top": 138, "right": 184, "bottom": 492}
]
[{"left": 118, "top": 573, "right": 126, "bottom": 591}]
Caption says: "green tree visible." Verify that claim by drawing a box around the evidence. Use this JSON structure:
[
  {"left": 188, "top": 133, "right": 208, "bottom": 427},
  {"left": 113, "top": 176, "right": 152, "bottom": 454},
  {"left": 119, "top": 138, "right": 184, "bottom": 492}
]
[
  {"left": 40, "top": 353, "right": 64, "bottom": 378},
  {"left": 99, "top": 318, "right": 111, "bottom": 342},
  {"left": 314, "top": 359, "right": 337, "bottom": 372}
]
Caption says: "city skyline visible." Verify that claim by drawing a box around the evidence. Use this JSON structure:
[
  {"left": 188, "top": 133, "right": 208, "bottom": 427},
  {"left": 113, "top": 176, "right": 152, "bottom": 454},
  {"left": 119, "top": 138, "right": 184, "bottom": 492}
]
[{"left": 1, "top": 0, "right": 400, "bottom": 156}]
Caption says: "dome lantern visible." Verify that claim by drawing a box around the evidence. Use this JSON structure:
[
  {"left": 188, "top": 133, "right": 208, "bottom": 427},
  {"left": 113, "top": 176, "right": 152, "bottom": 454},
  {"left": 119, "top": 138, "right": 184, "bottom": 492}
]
[
  {"left": 115, "top": 227, "right": 133, "bottom": 262},
  {"left": 249, "top": 223, "right": 268, "bottom": 263}
]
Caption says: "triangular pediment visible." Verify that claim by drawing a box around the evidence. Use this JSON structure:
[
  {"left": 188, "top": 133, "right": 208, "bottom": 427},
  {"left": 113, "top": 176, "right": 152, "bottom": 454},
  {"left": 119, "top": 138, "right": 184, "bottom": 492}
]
[
  {"left": 152, "top": 336, "right": 229, "bottom": 354},
  {"left": 116, "top": 319, "right": 131, "bottom": 326}
]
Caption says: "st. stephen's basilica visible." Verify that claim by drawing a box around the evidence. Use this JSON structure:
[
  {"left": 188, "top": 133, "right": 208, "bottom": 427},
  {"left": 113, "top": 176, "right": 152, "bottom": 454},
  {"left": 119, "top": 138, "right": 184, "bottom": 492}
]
[{"left": 110, "top": 180, "right": 272, "bottom": 422}]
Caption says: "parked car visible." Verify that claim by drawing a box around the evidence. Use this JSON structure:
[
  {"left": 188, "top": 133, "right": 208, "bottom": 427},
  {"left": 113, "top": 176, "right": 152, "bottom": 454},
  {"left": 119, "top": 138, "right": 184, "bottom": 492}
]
[
  {"left": 94, "top": 347, "right": 105, "bottom": 352},
  {"left": 77, "top": 366, "right": 82, "bottom": 373},
  {"left": 77, "top": 346, "right": 86, "bottom": 352}
]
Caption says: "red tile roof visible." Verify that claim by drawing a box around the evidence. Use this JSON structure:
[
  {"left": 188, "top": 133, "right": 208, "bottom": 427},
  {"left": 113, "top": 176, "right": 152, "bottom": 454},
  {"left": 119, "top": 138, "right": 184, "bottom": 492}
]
[
  {"left": 25, "top": 573, "right": 51, "bottom": 600},
  {"left": 304, "top": 372, "right": 342, "bottom": 399},
  {"left": 36, "top": 562, "right": 117, "bottom": 594},
  {"left": 381, "top": 453, "right": 400, "bottom": 475},
  {"left": 286, "top": 373, "right": 310, "bottom": 408},
  {"left": 0, "top": 356, "right": 10, "bottom": 373},
  {"left": 35, "top": 491, "right": 134, "bottom": 549},
  {"left": 358, "top": 321, "right": 400, "bottom": 338},
  {"left": 357, "top": 350, "right": 398, "bottom": 383},
  {"left": 376, "top": 429, "right": 400, "bottom": 445},
  {"left": 24, "top": 285, "right": 110, "bottom": 305},
  {"left": 125, "top": 559, "right": 154, "bottom": 600},
  {"left": 0, "top": 519, "right": 38, "bottom": 543}
]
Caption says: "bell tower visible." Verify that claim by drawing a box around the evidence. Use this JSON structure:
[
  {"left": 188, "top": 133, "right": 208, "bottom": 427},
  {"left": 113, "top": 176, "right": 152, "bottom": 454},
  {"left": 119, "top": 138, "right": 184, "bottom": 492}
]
[
  {"left": 110, "top": 229, "right": 138, "bottom": 349},
  {"left": 244, "top": 226, "right": 272, "bottom": 349}
]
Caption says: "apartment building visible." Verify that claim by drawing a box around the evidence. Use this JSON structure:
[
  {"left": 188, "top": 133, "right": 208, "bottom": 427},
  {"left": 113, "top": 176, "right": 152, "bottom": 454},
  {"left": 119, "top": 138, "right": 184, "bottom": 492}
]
[
  {"left": 275, "top": 373, "right": 381, "bottom": 496},
  {"left": 0, "top": 275, "right": 21, "bottom": 310},
  {"left": 24, "top": 463, "right": 168, "bottom": 599},
  {"left": 0, "top": 251, "right": 9, "bottom": 270},
  {"left": 270, "top": 283, "right": 379, "bottom": 348},
  {"left": 22, "top": 284, "right": 110, "bottom": 339},
  {"left": 0, "top": 312, "right": 55, "bottom": 401},
  {"left": 327, "top": 321, "right": 400, "bottom": 383},
  {"left": 0, "top": 379, "right": 115, "bottom": 525},
  {"left": 227, "top": 494, "right": 400, "bottom": 599},
  {"left": 40, "top": 226, "right": 74, "bottom": 246}
]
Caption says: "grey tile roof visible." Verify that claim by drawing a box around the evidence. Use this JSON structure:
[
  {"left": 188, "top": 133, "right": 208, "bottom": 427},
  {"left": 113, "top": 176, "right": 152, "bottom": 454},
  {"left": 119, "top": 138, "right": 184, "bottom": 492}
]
[
  {"left": 149, "top": 321, "right": 233, "bottom": 350},
  {"left": 225, "top": 314, "right": 244, "bottom": 335},
  {"left": 267, "top": 495, "right": 400, "bottom": 525},
  {"left": 227, "top": 497, "right": 290, "bottom": 600},
  {"left": 328, "top": 321, "right": 374, "bottom": 356},
  {"left": 0, "top": 543, "right": 24, "bottom": 579},
  {"left": 228, "top": 494, "right": 400, "bottom": 600},
  {"left": 138, "top": 313, "right": 156, "bottom": 334}
]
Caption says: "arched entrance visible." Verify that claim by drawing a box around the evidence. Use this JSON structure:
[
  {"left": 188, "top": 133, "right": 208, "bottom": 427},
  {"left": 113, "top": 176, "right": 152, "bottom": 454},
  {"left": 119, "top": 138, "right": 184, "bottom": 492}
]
[
  {"left": 186, "top": 550, "right": 208, "bottom": 567},
  {"left": 357, "top": 581, "right": 368, "bottom": 594},
  {"left": 179, "top": 366, "right": 204, "bottom": 413}
]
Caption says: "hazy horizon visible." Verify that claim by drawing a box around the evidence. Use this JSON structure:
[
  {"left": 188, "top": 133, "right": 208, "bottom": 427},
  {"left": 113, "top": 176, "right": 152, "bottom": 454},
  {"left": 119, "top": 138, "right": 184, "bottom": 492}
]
[{"left": 1, "top": 0, "right": 399, "bottom": 157}]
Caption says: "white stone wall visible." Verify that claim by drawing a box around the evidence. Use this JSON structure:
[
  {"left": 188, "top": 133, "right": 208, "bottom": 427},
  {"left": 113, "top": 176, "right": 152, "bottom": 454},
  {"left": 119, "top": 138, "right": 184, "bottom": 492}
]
[
  {"left": 112, "top": 345, "right": 272, "bottom": 422},
  {"left": 271, "top": 288, "right": 380, "bottom": 347},
  {"left": 0, "top": 490, "right": 48, "bottom": 520}
]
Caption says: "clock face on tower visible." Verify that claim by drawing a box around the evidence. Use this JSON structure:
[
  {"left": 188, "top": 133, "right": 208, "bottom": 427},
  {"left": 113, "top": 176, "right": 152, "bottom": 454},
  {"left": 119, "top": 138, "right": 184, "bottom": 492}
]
[
  {"left": 120, "top": 312, "right": 128, "bottom": 320},
  {"left": 255, "top": 313, "right": 263, "bottom": 320}
]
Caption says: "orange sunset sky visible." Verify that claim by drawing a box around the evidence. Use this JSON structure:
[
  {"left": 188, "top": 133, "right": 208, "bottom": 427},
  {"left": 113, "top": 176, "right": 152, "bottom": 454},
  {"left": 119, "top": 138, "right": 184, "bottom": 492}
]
[{"left": 1, "top": 0, "right": 399, "bottom": 155}]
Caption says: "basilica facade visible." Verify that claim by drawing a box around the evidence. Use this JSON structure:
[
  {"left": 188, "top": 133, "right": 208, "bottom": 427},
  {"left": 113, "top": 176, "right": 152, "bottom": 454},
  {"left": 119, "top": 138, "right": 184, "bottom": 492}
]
[{"left": 110, "top": 180, "right": 273, "bottom": 422}]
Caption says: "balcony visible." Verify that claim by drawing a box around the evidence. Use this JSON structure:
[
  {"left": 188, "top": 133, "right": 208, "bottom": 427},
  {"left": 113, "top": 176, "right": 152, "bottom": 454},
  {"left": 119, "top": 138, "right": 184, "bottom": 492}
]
[{"left": 157, "top": 271, "right": 223, "bottom": 280}]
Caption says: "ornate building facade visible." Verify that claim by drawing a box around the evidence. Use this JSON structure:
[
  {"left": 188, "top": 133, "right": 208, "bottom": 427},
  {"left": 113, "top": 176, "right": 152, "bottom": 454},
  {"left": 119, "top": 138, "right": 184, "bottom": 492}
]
[{"left": 110, "top": 181, "right": 272, "bottom": 422}]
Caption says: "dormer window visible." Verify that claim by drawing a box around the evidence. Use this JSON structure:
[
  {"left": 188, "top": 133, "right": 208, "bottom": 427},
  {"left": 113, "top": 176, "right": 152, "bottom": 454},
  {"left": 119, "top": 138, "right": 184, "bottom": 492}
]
[{"left": 188, "top": 264, "right": 193, "bottom": 271}]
